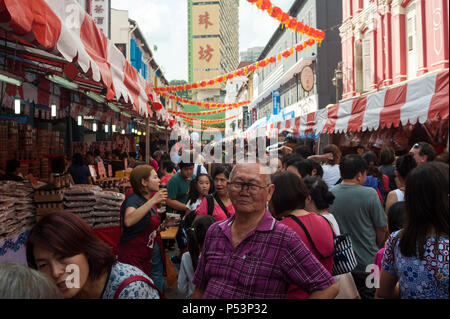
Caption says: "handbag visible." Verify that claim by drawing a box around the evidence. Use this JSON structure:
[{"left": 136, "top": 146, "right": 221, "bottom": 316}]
[{"left": 288, "top": 214, "right": 357, "bottom": 276}]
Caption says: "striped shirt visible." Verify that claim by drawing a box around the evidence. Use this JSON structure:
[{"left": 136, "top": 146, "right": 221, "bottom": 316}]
[{"left": 192, "top": 210, "right": 335, "bottom": 299}]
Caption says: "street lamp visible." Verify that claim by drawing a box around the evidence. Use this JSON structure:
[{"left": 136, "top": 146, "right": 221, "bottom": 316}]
[{"left": 332, "top": 62, "right": 343, "bottom": 104}]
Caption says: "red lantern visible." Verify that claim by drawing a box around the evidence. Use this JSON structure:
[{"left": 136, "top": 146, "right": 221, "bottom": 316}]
[
  {"left": 296, "top": 21, "right": 304, "bottom": 32},
  {"left": 269, "top": 56, "right": 276, "bottom": 63},
  {"left": 248, "top": 65, "right": 256, "bottom": 72},
  {"left": 260, "top": 0, "right": 271, "bottom": 10},
  {"left": 217, "top": 77, "right": 223, "bottom": 83},
  {"left": 192, "top": 83, "right": 198, "bottom": 88},
  {"left": 259, "top": 60, "right": 266, "bottom": 67},
  {"left": 200, "top": 81, "right": 207, "bottom": 87},
  {"left": 281, "top": 12, "right": 290, "bottom": 23},
  {"left": 304, "top": 24, "right": 310, "bottom": 33},
  {"left": 247, "top": 0, "right": 258, "bottom": 3},
  {"left": 186, "top": 84, "right": 192, "bottom": 90},
  {"left": 208, "top": 80, "right": 215, "bottom": 85},
  {"left": 295, "top": 44, "right": 303, "bottom": 52},
  {"left": 282, "top": 50, "right": 291, "bottom": 58},
  {"left": 288, "top": 18, "right": 297, "bottom": 29},
  {"left": 237, "top": 69, "right": 244, "bottom": 76},
  {"left": 270, "top": 6, "right": 281, "bottom": 17},
  {"left": 227, "top": 73, "right": 234, "bottom": 79}
]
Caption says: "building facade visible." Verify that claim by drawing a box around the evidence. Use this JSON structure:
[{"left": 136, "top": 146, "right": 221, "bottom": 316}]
[
  {"left": 248, "top": 0, "right": 342, "bottom": 130},
  {"left": 240, "top": 47, "right": 265, "bottom": 62},
  {"left": 339, "top": 0, "right": 448, "bottom": 100},
  {"left": 188, "top": 0, "right": 240, "bottom": 102}
]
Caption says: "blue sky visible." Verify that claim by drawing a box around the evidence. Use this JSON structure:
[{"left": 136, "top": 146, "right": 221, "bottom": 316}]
[{"left": 111, "top": 0, "right": 294, "bottom": 82}]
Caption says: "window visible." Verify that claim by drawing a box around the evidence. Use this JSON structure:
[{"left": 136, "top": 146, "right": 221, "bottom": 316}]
[
  {"left": 362, "top": 35, "right": 371, "bottom": 92},
  {"left": 406, "top": 6, "right": 417, "bottom": 79}
]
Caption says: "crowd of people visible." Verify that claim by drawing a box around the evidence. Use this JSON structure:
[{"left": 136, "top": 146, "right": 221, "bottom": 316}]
[{"left": 0, "top": 138, "right": 448, "bottom": 300}]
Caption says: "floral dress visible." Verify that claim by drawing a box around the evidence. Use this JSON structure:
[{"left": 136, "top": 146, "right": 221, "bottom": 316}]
[{"left": 382, "top": 230, "right": 449, "bottom": 299}]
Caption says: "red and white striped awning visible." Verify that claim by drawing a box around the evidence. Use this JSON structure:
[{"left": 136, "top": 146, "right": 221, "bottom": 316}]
[
  {"left": 241, "top": 69, "right": 449, "bottom": 139},
  {"left": 0, "top": 0, "right": 159, "bottom": 117}
]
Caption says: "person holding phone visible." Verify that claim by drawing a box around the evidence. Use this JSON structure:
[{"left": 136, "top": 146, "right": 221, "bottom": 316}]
[{"left": 117, "top": 165, "right": 178, "bottom": 292}]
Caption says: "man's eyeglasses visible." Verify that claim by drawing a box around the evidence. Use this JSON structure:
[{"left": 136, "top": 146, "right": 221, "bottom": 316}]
[{"left": 229, "top": 182, "right": 270, "bottom": 194}]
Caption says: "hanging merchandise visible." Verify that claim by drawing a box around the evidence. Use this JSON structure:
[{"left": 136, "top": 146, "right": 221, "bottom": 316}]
[{"left": 154, "top": 38, "right": 318, "bottom": 93}]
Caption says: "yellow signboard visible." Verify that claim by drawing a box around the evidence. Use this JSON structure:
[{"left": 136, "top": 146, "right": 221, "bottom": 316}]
[
  {"left": 193, "top": 5, "right": 220, "bottom": 36},
  {"left": 193, "top": 37, "right": 220, "bottom": 69}
]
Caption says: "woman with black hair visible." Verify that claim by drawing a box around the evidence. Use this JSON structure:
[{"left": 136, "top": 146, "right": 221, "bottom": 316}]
[
  {"left": 177, "top": 215, "right": 216, "bottom": 298},
  {"left": 378, "top": 162, "right": 449, "bottom": 299},
  {"left": 303, "top": 176, "right": 360, "bottom": 299},
  {"left": 195, "top": 165, "right": 235, "bottom": 221},
  {"left": 67, "top": 153, "right": 92, "bottom": 185},
  {"left": 384, "top": 154, "right": 417, "bottom": 213},
  {"left": 269, "top": 171, "right": 335, "bottom": 299}
]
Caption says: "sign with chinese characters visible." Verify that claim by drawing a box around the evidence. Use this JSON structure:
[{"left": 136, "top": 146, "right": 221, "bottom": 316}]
[
  {"left": 191, "top": 2, "right": 220, "bottom": 89},
  {"left": 193, "top": 5, "right": 220, "bottom": 35},
  {"left": 90, "top": 0, "right": 110, "bottom": 38}
]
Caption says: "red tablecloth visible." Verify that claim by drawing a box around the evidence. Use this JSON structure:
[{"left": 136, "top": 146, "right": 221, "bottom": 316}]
[{"left": 92, "top": 227, "right": 121, "bottom": 256}]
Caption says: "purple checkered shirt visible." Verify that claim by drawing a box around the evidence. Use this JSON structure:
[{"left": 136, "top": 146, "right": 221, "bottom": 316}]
[{"left": 192, "top": 210, "right": 335, "bottom": 299}]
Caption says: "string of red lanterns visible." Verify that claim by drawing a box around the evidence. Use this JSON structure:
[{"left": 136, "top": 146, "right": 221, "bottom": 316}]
[
  {"left": 154, "top": 37, "right": 318, "bottom": 94},
  {"left": 246, "top": 0, "right": 325, "bottom": 41},
  {"left": 159, "top": 92, "right": 249, "bottom": 109},
  {"left": 177, "top": 114, "right": 237, "bottom": 124}
]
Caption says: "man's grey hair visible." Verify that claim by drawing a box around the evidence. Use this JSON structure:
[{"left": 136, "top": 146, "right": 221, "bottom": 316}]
[
  {"left": 229, "top": 157, "right": 272, "bottom": 184},
  {"left": 0, "top": 263, "right": 63, "bottom": 299}
]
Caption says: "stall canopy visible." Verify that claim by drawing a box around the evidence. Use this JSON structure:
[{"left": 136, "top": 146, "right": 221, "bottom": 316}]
[
  {"left": 242, "top": 69, "right": 448, "bottom": 139},
  {"left": 0, "top": 0, "right": 162, "bottom": 117}
]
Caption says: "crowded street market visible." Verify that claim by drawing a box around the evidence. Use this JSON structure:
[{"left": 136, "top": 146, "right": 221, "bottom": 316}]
[{"left": 0, "top": 0, "right": 448, "bottom": 307}]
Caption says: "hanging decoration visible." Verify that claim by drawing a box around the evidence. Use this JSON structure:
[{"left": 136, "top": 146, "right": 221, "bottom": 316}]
[
  {"left": 154, "top": 37, "right": 317, "bottom": 94},
  {"left": 177, "top": 114, "right": 237, "bottom": 124},
  {"left": 159, "top": 92, "right": 249, "bottom": 109},
  {"left": 188, "top": 126, "right": 226, "bottom": 132},
  {"left": 246, "top": 0, "right": 325, "bottom": 41},
  {"left": 168, "top": 104, "right": 243, "bottom": 116}
]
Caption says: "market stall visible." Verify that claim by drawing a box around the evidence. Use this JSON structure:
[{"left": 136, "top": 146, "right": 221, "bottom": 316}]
[{"left": 238, "top": 69, "right": 449, "bottom": 154}]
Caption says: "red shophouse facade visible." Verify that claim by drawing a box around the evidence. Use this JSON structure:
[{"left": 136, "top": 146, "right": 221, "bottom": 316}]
[{"left": 339, "top": 0, "right": 448, "bottom": 100}]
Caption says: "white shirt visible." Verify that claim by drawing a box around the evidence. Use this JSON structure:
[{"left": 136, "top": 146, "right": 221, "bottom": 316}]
[
  {"left": 186, "top": 199, "right": 202, "bottom": 212},
  {"left": 322, "top": 164, "right": 341, "bottom": 188},
  {"left": 194, "top": 164, "right": 207, "bottom": 176},
  {"left": 177, "top": 252, "right": 195, "bottom": 298},
  {"left": 321, "top": 213, "right": 341, "bottom": 235}
]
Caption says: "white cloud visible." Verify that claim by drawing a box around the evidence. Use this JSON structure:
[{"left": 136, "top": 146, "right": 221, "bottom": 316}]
[{"left": 111, "top": 0, "right": 295, "bottom": 82}]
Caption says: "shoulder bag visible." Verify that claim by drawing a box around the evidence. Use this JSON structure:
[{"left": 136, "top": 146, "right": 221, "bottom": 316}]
[{"left": 288, "top": 214, "right": 357, "bottom": 276}]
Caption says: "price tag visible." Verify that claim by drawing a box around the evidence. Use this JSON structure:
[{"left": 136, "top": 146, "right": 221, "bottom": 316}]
[
  {"left": 97, "top": 162, "right": 106, "bottom": 179},
  {"left": 88, "top": 165, "right": 97, "bottom": 182}
]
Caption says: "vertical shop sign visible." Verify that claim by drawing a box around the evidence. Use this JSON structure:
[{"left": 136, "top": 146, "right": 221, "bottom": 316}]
[
  {"left": 90, "top": 0, "right": 110, "bottom": 38},
  {"left": 272, "top": 90, "right": 280, "bottom": 115}
]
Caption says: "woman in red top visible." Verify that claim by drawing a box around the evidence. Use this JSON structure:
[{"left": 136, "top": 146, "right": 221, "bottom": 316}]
[{"left": 269, "top": 171, "right": 334, "bottom": 299}]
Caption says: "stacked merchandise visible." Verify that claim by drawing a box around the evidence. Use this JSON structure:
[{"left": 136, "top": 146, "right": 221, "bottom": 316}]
[
  {"left": 0, "top": 121, "right": 8, "bottom": 170},
  {"left": 92, "top": 191, "right": 124, "bottom": 229},
  {"left": 0, "top": 180, "right": 36, "bottom": 242},
  {"left": 112, "top": 134, "right": 136, "bottom": 154},
  {"left": 49, "top": 131, "right": 65, "bottom": 155},
  {"left": 37, "top": 129, "right": 51, "bottom": 180},
  {"left": 96, "top": 178, "right": 131, "bottom": 194},
  {"left": 7, "top": 120, "right": 18, "bottom": 161},
  {"left": 17, "top": 124, "right": 37, "bottom": 160},
  {"left": 34, "top": 175, "right": 71, "bottom": 222},
  {"left": 63, "top": 186, "right": 124, "bottom": 229}
]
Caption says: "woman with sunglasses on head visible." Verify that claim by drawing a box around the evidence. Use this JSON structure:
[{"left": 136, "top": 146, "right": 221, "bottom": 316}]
[
  {"left": 378, "top": 162, "right": 449, "bottom": 299},
  {"left": 26, "top": 212, "right": 161, "bottom": 299},
  {"left": 195, "top": 165, "right": 235, "bottom": 221}
]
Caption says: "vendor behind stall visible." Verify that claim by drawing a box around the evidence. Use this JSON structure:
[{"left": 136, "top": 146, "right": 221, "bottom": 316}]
[{"left": 68, "top": 153, "right": 93, "bottom": 185}]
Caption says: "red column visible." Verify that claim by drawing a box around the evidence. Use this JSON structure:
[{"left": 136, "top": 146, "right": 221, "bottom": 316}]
[
  {"left": 384, "top": 9, "right": 393, "bottom": 86},
  {"left": 416, "top": 0, "right": 428, "bottom": 75},
  {"left": 353, "top": 0, "right": 363, "bottom": 16},
  {"left": 391, "top": 4, "right": 407, "bottom": 84}
]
